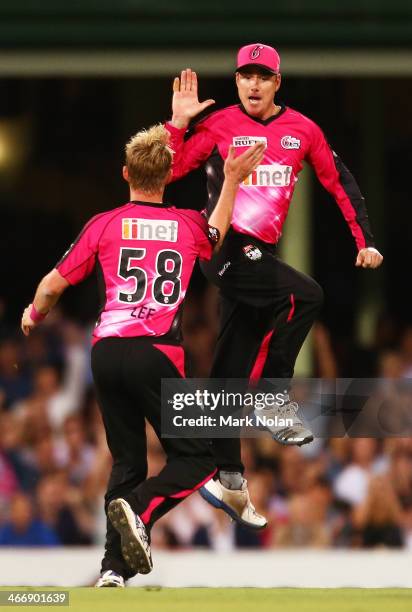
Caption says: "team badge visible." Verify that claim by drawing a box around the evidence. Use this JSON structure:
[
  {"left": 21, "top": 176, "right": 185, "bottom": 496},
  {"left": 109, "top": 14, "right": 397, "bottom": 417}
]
[
  {"left": 281, "top": 135, "right": 301, "bottom": 150},
  {"left": 243, "top": 244, "right": 262, "bottom": 261},
  {"left": 208, "top": 225, "right": 220, "bottom": 244},
  {"left": 250, "top": 45, "right": 264, "bottom": 60}
]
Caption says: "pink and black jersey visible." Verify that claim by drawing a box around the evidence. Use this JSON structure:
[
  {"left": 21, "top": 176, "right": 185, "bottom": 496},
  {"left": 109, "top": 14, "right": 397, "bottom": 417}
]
[
  {"left": 166, "top": 104, "right": 374, "bottom": 250},
  {"left": 56, "top": 202, "right": 212, "bottom": 344}
]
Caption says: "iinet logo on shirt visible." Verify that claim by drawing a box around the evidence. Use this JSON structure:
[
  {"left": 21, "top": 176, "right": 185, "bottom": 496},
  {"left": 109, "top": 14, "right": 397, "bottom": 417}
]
[
  {"left": 242, "top": 164, "right": 292, "bottom": 187},
  {"left": 122, "top": 218, "right": 178, "bottom": 242}
]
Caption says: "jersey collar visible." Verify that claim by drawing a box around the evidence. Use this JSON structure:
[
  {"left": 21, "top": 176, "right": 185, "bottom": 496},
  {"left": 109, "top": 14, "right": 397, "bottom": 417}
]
[
  {"left": 238, "top": 103, "right": 287, "bottom": 125},
  {"left": 129, "top": 200, "right": 169, "bottom": 208}
]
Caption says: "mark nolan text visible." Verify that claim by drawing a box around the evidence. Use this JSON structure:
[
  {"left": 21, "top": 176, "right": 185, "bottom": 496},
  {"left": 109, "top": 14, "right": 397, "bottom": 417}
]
[{"left": 172, "top": 415, "right": 293, "bottom": 428}]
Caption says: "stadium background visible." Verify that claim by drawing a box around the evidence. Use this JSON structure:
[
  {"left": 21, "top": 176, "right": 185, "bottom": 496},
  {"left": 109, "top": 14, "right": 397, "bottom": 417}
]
[{"left": 1, "top": 0, "right": 412, "bottom": 587}]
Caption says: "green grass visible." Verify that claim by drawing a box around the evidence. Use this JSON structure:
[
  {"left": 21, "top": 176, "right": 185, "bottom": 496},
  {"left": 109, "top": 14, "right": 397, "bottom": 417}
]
[{"left": 0, "top": 588, "right": 411, "bottom": 611}]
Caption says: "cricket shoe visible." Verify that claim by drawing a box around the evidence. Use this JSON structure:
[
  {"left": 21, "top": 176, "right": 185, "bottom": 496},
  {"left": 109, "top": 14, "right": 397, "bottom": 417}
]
[
  {"left": 107, "top": 498, "right": 153, "bottom": 575},
  {"left": 254, "top": 398, "right": 313, "bottom": 446},
  {"left": 95, "top": 570, "right": 125, "bottom": 588},
  {"left": 199, "top": 478, "right": 267, "bottom": 530}
]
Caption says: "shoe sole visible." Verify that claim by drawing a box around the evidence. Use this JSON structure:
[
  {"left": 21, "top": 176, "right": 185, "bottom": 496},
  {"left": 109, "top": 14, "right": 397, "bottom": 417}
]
[
  {"left": 274, "top": 433, "right": 314, "bottom": 447},
  {"left": 96, "top": 582, "right": 124, "bottom": 588},
  {"left": 253, "top": 415, "right": 314, "bottom": 447},
  {"left": 107, "top": 499, "right": 152, "bottom": 575},
  {"left": 199, "top": 486, "right": 267, "bottom": 531}
]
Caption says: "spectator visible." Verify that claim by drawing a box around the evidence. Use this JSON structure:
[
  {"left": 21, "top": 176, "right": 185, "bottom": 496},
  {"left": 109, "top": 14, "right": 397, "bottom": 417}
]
[
  {"left": 0, "top": 492, "right": 60, "bottom": 546},
  {"left": 274, "top": 493, "right": 331, "bottom": 548},
  {"left": 0, "top": 339, "right": 32, "bottom": 407},
  {"left": 59, "top": 415, "right": 96, "bottom": 485},
  {"left": 36, "top": 472, "right": 93, "bottom": 545},
  {"left": 352, "top": 474, "right": 403, "bottom": 548},
  {"left": 0, "top": 451, "right": 19, "bottom": 518},
  {"left": 333, "top": 439, "right": 385, "bottom": 506}
]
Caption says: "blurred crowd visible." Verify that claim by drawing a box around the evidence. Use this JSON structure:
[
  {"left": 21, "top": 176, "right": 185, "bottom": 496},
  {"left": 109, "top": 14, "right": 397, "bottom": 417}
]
[{"left": 1, "top": 289, "right": 412, "bottom": 551}]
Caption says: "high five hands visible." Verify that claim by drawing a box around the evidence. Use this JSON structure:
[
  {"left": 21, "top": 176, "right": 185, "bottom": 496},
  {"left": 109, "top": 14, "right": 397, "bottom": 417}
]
[{"left": 171, "top": 69, "right": 215, "bottom": 129}]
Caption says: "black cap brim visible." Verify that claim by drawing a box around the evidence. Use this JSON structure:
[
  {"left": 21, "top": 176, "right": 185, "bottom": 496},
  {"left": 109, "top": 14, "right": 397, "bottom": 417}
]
[{"left": 236, "top": 63, "right": 277, "bottom": 75}]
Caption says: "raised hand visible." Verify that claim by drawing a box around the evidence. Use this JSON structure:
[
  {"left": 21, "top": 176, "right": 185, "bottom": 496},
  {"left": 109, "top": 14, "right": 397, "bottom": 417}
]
[
  {"left": 223, "top": 143, "right": 266, "bottom": 185},
  {"left": 171, "top": 69, "right": 215, "bottom": 129}
]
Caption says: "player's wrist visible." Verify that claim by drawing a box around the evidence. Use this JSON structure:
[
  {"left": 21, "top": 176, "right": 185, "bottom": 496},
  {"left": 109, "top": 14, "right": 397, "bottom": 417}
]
[
  {"left": 29, "top": 303, "right": 48, "bottom": 323},
  {"left": 170, "top": 115, "right": 190, "bottom": 130},
  {"left": 223, "top": 175, "right": 241, "bottom": 188}
]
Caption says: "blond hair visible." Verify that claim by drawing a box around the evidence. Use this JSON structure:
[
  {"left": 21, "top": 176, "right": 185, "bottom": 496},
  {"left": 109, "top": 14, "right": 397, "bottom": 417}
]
[{"left": 125, "top": 124, "right": 173, "bottom": 193}]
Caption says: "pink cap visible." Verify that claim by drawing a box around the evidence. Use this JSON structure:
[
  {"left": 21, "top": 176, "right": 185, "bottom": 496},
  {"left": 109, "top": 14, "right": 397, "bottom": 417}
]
[{"left": 236, "top": 43, "right": 280, "bottom": 75}]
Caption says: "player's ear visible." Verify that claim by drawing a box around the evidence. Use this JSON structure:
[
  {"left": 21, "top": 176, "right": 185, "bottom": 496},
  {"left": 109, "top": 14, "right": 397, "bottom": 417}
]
[
  {"left": 166, "top": 168, "right": 173, "bottom": 184},
  {"left": 122, "top": 166, "right": 129, "bottom": 182},
  {"left": 275, "top": 73, "right": 282, "bottom": 92}
]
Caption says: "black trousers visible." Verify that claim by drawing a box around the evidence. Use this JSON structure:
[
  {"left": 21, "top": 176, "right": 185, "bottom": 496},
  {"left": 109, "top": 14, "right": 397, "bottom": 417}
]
[
  {"left": 91, "top": 337, "right": 216, "bottom": 579},
  {"left": 201, "top": 229, "right": 324, "bottom": 472}
]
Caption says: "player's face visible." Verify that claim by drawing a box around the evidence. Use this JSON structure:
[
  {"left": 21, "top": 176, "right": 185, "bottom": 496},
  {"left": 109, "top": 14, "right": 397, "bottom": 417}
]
[{"left": 236, "top": 71, "right": 281, "bottom": 120}]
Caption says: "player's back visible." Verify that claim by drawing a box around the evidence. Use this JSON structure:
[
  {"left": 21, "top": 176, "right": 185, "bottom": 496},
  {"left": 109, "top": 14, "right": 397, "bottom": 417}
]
[{"left": 57, "top": 201, "right": 211, "bottom": 344}]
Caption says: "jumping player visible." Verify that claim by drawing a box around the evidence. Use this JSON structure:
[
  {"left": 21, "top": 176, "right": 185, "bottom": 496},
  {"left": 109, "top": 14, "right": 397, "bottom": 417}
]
[
  {"left": 165, "top": 44, "right": 383, "bottom": 526},
  {"left": 21, "top": 125, "right": 265, "bottom": 586}
]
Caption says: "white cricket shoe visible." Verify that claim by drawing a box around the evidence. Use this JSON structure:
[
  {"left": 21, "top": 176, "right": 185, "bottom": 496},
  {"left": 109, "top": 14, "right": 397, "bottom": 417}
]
[
  {"left": 107, "top": 498, "right": 153, "bottom": 575},
  {"left": 254, "top": 399, "right": 314, "bottom": 446},
  {"left": 199, "top": 478, "right": 267, "bottom": 530},
  {"left": 95, "top": 570, "right": 125, "bottom": 588}
]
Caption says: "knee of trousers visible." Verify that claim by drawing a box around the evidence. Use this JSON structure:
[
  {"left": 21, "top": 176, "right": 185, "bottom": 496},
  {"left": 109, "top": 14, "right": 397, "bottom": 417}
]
[
  {"left": 300, "top": 277, "right": 324, "bottom": 310},
  {"left": 104, "top": 462, "right": 148, "bottom": 502},
  {"left": 190, "top": 452, "right": 216, "bottom": 476}
]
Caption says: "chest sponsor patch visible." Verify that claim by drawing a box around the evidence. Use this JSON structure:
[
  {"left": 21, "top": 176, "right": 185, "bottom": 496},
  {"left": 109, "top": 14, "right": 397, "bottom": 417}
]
[
  {"left": 233, "top": 136, "right": 267, "bottom": 147},
  {"left": 243, "top": 244, "right": 262, "bottom": 261},
  {"left": 242, "top": 164, "right": 292, "bottom": 187},
  {"left": 122, "top": 218, "right": 178, "bottom": 242},
  {"left": 281, "top": 135, "right": 301, "bottom": 150}
]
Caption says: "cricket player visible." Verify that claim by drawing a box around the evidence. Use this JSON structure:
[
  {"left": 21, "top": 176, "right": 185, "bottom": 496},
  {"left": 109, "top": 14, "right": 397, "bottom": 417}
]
[
  {"left": 21, "top": 125, "right": 265, "bottom": 586},
  {"left": 165, "top": 44, "right": 383, "bottom": 526}
]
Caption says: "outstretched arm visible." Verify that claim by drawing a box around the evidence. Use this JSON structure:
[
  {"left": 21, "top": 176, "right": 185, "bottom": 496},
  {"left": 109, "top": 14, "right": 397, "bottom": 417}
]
[
  {"left": 208, "top": 143, "right": 265, "bottom": 249},
  {"left": 21, "top": 212, "right": 105, "bottom": 336},
  {"left": 307, "top": 123, "right": 383, "bottom": 269}
]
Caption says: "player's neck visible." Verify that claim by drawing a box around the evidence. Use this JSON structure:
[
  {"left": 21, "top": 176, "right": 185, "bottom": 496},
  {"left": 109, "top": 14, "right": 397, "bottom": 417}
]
[
  {"left": 258, "top": 103, "right": 281, "bottom": 121},
  {"left": 129, "top": 188, "right": 165, "bottom": 204}
]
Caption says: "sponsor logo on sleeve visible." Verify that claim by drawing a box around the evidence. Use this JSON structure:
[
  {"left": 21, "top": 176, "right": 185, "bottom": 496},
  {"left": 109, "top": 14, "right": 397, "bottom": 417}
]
[
  {"left": 281, "top": 135, "right": 301, "bottom": 150},
  {"left": 242, "top": 164, "right": 292, "bottom": 187},
  {"left": 233, "top": 136, "right": 267, "bottom": 148},
  {"left": 122, "top": 218, "right": 178, "bottom": 242}
]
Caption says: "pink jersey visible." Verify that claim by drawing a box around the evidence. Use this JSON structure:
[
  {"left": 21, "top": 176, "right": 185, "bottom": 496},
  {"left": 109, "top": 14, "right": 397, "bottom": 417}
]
[
  {"left": 166, "top": 104, "right": 374, "bottom": 249},
  {"left": 56, "top": 202, "right": 212, "bottom": 344}
]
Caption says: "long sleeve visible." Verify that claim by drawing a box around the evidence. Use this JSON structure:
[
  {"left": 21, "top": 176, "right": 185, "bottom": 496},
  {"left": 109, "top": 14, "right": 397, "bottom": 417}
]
[
  {"left": 165, "top": 119, "right": 216, "bottom": 181},
  {"left": 56, "top": 212, "right": 111, "bottom": 284},
  {"left": 307, "top": 123, "right": 375, "bottom": 250}
]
